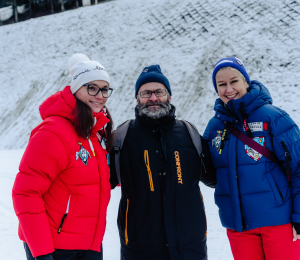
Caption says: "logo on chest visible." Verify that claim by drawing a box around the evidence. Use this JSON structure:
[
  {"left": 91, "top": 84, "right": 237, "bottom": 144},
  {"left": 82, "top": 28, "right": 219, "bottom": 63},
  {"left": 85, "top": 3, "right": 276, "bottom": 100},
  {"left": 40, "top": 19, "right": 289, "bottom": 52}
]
[
  {"left": 243, "top": 122, "right": 263, "bottom": 132},
  {"left": 75, "top": 142, "right": 91, "bottom": 166},
  {"left": 245, "top": 137, "right": 265, "bottom": 162},
  {"left": 212, "top": 131, "right": 222, "bottom": 152}
]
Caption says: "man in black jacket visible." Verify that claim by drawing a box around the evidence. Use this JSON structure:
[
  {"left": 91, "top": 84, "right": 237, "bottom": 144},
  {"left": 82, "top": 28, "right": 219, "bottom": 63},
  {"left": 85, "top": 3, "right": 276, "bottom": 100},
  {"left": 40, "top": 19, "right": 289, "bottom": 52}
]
[{"left": 110, "top": 65, "right": 216, "bottom": 260}]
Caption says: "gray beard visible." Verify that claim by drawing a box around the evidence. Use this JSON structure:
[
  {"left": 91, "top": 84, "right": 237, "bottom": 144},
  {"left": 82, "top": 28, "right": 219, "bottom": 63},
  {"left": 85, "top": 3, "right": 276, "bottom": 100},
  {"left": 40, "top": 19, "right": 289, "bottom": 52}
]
[{"left": 137, "top": 99, "right": 171, "bottom": 119}]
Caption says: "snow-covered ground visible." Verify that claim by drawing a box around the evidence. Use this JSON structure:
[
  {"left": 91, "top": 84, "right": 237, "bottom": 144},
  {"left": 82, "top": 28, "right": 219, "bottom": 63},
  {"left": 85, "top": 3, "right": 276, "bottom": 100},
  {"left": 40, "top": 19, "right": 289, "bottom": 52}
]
[{"left": 0, "top": 150, "right": 232, "bottom": 260}]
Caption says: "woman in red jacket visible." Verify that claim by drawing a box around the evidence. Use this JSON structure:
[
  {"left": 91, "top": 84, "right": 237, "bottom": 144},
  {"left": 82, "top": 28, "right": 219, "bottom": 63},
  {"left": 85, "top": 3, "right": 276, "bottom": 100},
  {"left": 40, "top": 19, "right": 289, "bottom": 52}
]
[{"left": 12, "top": 53, "right": 114, "bottom": 260}]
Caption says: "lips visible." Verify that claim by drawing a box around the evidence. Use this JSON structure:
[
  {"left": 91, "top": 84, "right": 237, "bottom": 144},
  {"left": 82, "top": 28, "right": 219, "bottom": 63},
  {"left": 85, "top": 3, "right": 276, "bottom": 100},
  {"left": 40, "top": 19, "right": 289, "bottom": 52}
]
[
  {"left": 90, "top": 101, "right": 102, "bottom": 105},
  {"left": 226, "top": 93, "right": 238, "bottom": 99}
]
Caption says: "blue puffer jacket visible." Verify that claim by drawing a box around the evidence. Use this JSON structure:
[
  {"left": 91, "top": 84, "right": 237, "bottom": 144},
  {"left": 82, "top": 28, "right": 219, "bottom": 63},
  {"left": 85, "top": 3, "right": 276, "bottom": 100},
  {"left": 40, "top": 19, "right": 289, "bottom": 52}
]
[{"left": 203, "top": 80, "right": 300, "bottom": 232}]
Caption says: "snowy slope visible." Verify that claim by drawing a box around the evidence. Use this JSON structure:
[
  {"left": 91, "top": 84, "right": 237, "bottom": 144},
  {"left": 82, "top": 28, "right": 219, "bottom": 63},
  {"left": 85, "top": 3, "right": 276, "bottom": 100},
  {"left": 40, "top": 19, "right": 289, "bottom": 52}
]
[{"left": 1, "top": 0, "right": 300, "bottom": 149}]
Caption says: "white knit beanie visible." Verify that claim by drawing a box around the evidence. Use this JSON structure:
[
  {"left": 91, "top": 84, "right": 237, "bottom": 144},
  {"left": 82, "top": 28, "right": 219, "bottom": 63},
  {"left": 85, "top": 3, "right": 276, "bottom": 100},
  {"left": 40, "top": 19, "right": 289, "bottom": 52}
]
[{"left": 68, "top": 53, "right": 110, "bottom": 94}]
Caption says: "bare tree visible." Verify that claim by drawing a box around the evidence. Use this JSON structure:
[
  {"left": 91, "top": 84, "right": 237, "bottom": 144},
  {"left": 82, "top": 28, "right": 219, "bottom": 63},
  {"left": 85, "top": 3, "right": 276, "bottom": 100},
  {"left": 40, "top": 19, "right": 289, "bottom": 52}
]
[
  {"left": 60, "top": 0, "right": 64, "bottom": 11},
  {"left": 12, "top": 0, "right": 18, "bottom": 22}
]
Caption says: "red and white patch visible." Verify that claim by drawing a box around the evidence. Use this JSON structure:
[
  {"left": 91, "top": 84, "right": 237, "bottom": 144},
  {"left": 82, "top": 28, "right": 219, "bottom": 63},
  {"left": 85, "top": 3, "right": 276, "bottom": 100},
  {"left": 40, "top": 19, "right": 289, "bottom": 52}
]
[{"left": 245, "top": 137, "right": 265, "bottom": 162}]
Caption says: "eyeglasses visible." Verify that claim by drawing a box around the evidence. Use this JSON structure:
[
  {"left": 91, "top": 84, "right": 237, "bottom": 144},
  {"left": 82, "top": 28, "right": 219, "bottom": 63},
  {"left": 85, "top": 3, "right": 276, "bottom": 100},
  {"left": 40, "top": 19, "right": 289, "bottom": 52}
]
[
  {"left": 83, "top": 84, "right": 113, "bottom": 98},
  {"left": 138, "top": 89, "right": 168, "bottom": 98}
]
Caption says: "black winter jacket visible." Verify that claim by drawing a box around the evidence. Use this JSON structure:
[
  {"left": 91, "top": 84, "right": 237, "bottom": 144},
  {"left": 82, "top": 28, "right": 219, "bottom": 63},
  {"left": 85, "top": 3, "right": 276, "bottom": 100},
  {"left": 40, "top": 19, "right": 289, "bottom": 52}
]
[{"left": 110, "top": 105, "right": 216, "bottom": 260}]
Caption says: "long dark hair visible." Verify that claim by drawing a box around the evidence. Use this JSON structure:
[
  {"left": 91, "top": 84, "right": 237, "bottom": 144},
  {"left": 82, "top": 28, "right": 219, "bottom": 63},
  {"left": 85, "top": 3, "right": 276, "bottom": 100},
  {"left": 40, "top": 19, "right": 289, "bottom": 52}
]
[{"left": 73, "top": 97, "right": 114, "bottom": 153}]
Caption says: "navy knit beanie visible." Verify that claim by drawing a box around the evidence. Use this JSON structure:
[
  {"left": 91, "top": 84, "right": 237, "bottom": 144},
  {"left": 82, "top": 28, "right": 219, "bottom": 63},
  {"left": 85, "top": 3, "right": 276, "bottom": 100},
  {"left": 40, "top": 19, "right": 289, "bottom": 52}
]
[
  {"left": 135, "top": 65, "right": 171, "bottom": 97},
  {"left": 212, "top": 57, "right": 250, "bottom": 93}
]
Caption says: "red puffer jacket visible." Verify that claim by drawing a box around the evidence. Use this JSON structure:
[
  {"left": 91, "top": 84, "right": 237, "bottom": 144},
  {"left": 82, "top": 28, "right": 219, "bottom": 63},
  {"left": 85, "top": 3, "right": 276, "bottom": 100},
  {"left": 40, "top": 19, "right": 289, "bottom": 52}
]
[{"left": 12, "top": 86, "right": 111, "bottom": 257}]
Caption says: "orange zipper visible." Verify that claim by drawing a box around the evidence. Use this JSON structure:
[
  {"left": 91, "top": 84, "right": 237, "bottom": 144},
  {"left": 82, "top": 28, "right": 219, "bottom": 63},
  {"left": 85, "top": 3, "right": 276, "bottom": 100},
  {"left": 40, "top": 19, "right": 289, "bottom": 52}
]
[
  {"left": 144, "top": 150, "right": 154, "bottom": 191},
  {"left": 125, "top": 199, "right": 129, "bottom": 244}
]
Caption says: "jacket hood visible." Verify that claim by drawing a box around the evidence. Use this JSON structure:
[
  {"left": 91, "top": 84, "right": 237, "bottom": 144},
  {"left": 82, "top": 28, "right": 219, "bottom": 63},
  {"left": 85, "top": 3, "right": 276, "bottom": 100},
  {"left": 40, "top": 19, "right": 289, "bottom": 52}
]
[
  {"left": 213, "top": 80, "right": 272, "bottom": 122},
  {"left": 39, "top": 86, "right": 109, "bottom": 133},
  {"left": 40, "top": 86, "right": 76, "bottom": 121}
]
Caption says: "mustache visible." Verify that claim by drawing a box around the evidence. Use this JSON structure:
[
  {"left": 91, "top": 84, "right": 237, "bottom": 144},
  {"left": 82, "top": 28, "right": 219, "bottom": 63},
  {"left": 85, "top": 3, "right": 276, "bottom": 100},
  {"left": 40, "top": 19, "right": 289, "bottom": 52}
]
[{"left": 144, "top": 101, "right": 164, "bottom": 107}]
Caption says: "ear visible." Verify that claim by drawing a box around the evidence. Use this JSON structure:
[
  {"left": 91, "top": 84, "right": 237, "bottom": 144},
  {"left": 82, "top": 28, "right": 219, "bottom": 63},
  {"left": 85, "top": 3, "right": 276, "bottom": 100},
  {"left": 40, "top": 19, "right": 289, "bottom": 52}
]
[{"left": 169, "top": 95, "right": 172, "bottom": 102}]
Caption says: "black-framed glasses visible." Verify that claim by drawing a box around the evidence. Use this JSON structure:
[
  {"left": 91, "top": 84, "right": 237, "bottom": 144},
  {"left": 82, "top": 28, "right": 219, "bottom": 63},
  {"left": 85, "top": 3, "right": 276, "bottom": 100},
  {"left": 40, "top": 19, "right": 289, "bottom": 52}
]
[
  {"left": 83, "top": 84, "right": 113, "bottom": 98},
  {"left": 138, "top": 89, "right": 167, "bottom": 98}
]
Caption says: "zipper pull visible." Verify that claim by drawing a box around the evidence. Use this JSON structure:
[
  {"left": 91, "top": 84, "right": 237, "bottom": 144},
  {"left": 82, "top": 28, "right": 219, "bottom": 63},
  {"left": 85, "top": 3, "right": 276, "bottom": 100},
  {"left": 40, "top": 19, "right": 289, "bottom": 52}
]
[{"left": 58, "top": 213, "right": 68, "bottom": 233}]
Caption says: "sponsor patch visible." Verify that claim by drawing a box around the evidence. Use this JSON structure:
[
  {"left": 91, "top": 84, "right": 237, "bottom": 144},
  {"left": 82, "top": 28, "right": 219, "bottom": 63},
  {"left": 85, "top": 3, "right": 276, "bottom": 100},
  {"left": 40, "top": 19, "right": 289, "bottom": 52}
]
[
  {"left": 75, "top": 142, "right": 91, "bottom": 166},
  {"left": 245, "top": 137, "right": 265, "bottom": 161},
  {"left": 212, "top": 131, "right": 222, "bottom": 152},
  {"left": 174, "top": 151, "right": 183, "bottom": 184},
  {"left": 243, "top": 122, "right": 263, "bottom": 132}
]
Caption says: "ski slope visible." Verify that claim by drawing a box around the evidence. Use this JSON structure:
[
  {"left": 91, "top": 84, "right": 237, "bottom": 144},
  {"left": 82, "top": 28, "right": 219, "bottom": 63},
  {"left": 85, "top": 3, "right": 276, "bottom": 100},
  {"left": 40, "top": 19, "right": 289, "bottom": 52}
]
[
  {"left": 0, "top": 0, "right": 300, "bottom": 149},
  {"left": 1, "top": 0, "right": 300, "bottom": 259}
]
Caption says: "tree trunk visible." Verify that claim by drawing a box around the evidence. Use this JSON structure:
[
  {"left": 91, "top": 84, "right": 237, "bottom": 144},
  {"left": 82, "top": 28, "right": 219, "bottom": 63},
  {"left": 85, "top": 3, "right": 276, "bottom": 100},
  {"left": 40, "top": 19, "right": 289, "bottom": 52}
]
[
  {"left": 50, "top": 0, "right": 54, "bottom": 14},
  {"left": 29, "top": 0, "right": 31, "bottom": 17},
  {"left": 75, "top": 0, "right": 78, "bottom": 8},
  {"left": 60, "top": 0, "right": 65, "bottom": 11},
  {"left": 95, "top": 0, "right": 98, "bottom": 4},
  {"left": 12, "top": 0, "right": 18, "bottom": 23}
]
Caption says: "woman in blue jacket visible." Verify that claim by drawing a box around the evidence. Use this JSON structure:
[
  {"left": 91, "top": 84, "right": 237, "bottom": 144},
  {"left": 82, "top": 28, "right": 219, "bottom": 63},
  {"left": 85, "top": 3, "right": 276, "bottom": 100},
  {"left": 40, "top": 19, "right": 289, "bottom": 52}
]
[{"left": 204, "top": 57, "right": 300, "bottom": 260}]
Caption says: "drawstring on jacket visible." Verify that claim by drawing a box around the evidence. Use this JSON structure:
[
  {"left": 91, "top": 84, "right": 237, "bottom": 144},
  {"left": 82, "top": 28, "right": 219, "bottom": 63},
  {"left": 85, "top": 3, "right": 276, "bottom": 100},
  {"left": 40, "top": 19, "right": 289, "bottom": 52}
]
[
  {"left": 87, "top": 117, "right": 97, "bottom": 157},
  {"left": 240, "top": 103, "right": 253, "bottom": 138}
]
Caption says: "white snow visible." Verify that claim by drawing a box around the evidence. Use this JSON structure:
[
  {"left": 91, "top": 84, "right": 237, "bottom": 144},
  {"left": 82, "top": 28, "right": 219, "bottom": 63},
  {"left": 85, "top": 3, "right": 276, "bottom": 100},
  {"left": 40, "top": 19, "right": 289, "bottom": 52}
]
[
  {"left": 0, "top": 150, "right": 232, "bottom": 260},
  {"left": 1, "top": 0, "right": 300, "bottom": 258}
]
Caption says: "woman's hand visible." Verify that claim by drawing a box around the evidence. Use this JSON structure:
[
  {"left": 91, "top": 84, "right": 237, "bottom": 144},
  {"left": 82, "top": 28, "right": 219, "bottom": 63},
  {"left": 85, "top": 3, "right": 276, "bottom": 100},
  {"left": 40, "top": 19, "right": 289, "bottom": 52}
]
[{"left": 292, "top": 223, "right": 300, "bottom": 241}]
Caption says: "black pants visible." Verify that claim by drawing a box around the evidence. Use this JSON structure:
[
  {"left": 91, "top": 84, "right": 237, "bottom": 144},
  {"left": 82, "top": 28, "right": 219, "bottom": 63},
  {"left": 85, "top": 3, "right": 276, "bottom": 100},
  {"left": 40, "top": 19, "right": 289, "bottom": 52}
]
[{"left": 24, "top": 243, "right": 103, "bottom": 260}]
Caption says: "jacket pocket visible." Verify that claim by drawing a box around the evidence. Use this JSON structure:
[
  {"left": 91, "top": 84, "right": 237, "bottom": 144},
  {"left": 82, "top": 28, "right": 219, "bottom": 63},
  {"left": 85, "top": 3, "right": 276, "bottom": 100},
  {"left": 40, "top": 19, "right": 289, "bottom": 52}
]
[
  {"left": 58, "top": 195, "right": 71, "bottom": 234},
  {"left": 144, "top": 150, "right": 154, "bottom": 192},
  {"left": 125, "top": 199, "right": 129, "bottom": 244},
  {"left": 266, "top": 172, "right": 284, "bottom": 206}
]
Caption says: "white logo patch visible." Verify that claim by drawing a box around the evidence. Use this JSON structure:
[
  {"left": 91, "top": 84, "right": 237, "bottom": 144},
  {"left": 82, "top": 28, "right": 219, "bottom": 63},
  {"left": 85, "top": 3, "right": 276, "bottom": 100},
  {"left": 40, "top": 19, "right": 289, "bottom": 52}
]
[
  {"left": 243, "top": 122, "right": 263, "bottom": 132},
  {"left": 143, "top": 68, "right": 148, "bottom": 73}
]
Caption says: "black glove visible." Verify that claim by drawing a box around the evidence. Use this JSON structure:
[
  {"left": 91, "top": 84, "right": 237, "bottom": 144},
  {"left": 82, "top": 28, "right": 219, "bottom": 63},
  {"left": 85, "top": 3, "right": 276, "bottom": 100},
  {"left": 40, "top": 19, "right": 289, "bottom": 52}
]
[
  {"left": 293, "top": 222, "right": 300, "bottom": 235},
  {"left": 36, "top": 253, "right": 54, "bottom": 260}
]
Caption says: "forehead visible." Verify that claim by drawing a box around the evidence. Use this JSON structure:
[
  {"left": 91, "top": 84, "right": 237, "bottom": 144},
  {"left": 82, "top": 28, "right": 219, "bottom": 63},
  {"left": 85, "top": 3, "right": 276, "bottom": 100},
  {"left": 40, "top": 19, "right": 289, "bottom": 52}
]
[
  {"left": 139, "top": 82, "right": 166, "bottom": 91},
  {"left": 216, "top": 67, "right": 243, "bottom": 79},
  {"left": 88, "top": 80, "right": 109, "bottom": 87}
]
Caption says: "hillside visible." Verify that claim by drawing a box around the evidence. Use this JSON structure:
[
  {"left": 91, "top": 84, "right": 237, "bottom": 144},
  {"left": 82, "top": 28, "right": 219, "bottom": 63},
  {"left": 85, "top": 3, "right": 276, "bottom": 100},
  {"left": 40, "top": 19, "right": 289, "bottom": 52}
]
[{"left": 0, "top": 0, "right": 300, "bottom": 149}]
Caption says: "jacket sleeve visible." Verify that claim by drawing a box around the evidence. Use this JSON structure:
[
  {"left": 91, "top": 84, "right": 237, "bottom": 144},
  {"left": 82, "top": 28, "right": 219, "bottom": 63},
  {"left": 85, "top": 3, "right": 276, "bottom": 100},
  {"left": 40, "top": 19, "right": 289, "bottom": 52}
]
[
  {"left": 12, "top": 129, "right": 69, "bottom": 257},
  {"left": 271, "top": 112, "right": 300, "bottom": 223},
  {"left": 109, "top": 148, "right": 119, "bottom": 189},
  {"left": 199, "top": 135, "right": 217, "bottom": 188}
]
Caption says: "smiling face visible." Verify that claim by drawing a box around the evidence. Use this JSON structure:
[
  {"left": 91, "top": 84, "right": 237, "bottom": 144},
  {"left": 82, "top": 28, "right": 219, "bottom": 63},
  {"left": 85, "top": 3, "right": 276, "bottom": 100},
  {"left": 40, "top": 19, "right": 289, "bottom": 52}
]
[
  {"left": 75, "top": 80, "right": 109, "bottom": 113},
  {"left": 136, "top": 82, "right": 172, "bottom": 119},
  {"left": 215, "top": 67, "right": 249, "bottom": 105}
]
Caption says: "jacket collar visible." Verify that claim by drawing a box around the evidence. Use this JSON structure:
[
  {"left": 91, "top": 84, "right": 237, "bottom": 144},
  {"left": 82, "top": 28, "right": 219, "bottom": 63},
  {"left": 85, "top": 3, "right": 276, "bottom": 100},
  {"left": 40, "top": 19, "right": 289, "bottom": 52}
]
[{"left": 213, "top": 80, "right": 272, "bottom": 123}]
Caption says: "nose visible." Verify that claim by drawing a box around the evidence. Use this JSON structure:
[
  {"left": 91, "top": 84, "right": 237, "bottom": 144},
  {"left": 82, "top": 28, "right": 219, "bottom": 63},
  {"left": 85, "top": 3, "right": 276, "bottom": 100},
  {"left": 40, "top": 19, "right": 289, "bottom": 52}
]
[
  {"left": 148, "top": 92, "right": 158, "bottom": 102},
  {"left": 225, "top": 84, "right": 234, "bottom": 93},
  {"left": 95, "top": 91, "right": 104, "bottom": 99}
]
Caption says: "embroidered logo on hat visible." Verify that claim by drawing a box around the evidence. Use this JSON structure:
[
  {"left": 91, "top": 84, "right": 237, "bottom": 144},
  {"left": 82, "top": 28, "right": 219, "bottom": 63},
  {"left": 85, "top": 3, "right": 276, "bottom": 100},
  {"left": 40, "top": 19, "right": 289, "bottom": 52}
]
[
  {"left": 235, "top": 57, "right": 244, "bottom": 66},
  {"left": 143, "top": 68, "right": 148, "bottom": 73}
]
